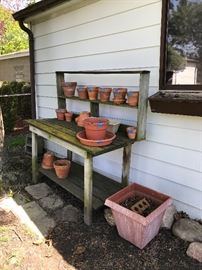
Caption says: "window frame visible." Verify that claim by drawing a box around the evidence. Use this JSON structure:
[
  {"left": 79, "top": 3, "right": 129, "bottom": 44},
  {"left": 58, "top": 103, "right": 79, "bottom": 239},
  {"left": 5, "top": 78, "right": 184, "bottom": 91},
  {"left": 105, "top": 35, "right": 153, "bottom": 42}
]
[{"left": 159, "top": 0, "right": 202, "bottom": 91}]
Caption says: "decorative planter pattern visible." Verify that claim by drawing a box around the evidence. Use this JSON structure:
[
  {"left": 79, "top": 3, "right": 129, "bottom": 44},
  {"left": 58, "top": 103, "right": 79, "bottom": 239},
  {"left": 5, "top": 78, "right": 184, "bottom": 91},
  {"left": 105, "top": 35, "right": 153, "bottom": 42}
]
[
  {"left": 83, "top": 117, "right": 108, "bottom": 140},
  {"left": 105, "top": 183, "right": 172, "bottom": 249},
  {"left": 53, "top": 159, "right": 71, "bottom": 179},
  {"left": 62, "top": 82, "right": 77, "bottom": 97}
]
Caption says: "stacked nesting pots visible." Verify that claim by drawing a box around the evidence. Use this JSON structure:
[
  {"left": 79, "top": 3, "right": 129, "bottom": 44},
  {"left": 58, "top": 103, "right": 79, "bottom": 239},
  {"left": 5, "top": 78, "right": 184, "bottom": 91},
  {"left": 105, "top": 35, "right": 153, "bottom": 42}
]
[
  {"left": 83, "top": 117, "right": 109, "bottom": 140},
  {"left": 113, "top": 88, "right": 127, "bottom": 104}
]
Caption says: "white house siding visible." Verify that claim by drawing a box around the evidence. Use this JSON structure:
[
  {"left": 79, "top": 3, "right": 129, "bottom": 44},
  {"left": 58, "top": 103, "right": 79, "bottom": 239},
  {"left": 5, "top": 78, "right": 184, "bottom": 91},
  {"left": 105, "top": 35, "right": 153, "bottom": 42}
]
[{"left": 32, "top": 0, "right": 202, "bottom": 219}]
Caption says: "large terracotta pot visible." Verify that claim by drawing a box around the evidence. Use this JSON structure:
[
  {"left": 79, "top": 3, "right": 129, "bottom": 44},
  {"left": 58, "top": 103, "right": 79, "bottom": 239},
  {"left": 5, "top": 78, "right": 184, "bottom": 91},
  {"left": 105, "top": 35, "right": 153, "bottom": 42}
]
[
  {"left": 99, "top": 88, "right": 112, "bottom": 102},
  {"left": 83, "top": 117, "right": 108, "bottom": 140},
  {"left": 105, "top": 183, "right": 172, "bottom": 249},
  {"left": 53, "top": 159, "right": 71, "bottom": 179},
  {"left": 41, "top": 151, "right": 54, "bottom": 169},
  {"left": 61, "top": 82, "right": 77, "bottom": 97}
]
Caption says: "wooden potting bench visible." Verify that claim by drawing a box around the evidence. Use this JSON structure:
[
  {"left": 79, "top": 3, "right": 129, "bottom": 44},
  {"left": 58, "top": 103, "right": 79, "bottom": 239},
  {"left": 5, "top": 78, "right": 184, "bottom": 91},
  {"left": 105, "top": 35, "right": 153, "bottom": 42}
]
[{"left": 28, "top": 70, "right": 150, "bottom": 225}]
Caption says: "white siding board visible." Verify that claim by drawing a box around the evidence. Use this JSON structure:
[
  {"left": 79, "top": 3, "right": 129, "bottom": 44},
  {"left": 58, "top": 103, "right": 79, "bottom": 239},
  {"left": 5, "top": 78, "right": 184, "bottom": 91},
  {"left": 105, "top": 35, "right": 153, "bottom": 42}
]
[
  {"left": 35, "top": 5, "right": 161, "bottom": 50},
  {"left": 37, "top": 96, "right": 58, "bottom": 109},
  {"left": 33, "top": 0, "right": 160, "bottom": 37},
  {"left": 36, "top": 85, "right": 57, "bottom": 97},
  {"left": 35, "top": 47, "right": 160, "bottom": 74}
]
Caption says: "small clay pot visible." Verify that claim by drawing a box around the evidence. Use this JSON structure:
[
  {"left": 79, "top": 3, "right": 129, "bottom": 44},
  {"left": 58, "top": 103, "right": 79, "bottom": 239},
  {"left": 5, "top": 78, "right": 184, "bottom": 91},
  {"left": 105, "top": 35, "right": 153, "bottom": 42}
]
[
  {"left": 83, "top": 117, "right": 109, "bottom": 140},
  {"left": 113, "top": 98, "right": 126, "bottom": 105},
  {"left": 127, "top": 91, "right": 139, "bottom": 107},
  {"left": 56, "top": 108, "right": 67, "bottom": 120},
  {"left": 41, "top": 151, "right": 54, "bottom": 169},
  {"left": 99, "top": 88, "right": 112, "bottom": 102},
  {"left": 87, "top": 87, "right": 99, "bottom": 101},
  {"left": 61, "top": 82, "right": 77, "bottom": 97},
  {"left": 77, "top": 87, "right": 88, "bottom": 99},
  {"left": 126, "top": 127, "right": 137, "bottom": 139},
  {"left": 75, "top": 111, "right": 90, "bottom": 127},
  {"left": 53, "top": 159, "right": 71, "bottom": 179},
  {"left": 65, "top": 111, "right": 73, "bottom": 122},
  {"left": 113, "top": 88, "right": 127, "bottom": 99}
]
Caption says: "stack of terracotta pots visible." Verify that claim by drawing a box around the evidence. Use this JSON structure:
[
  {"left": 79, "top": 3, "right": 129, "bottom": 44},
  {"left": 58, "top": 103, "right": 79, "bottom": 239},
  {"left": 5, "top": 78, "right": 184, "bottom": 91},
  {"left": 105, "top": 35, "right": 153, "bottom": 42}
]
[{"left": 83, "top": 117, "right": 109, "bottom": 140}]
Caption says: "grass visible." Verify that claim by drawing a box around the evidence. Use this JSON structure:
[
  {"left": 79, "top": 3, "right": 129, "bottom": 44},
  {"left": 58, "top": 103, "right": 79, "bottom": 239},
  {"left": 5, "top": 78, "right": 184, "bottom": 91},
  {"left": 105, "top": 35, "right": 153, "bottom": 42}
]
[{"left": 7, "top": 136, "right": 25, "bottom": 148}]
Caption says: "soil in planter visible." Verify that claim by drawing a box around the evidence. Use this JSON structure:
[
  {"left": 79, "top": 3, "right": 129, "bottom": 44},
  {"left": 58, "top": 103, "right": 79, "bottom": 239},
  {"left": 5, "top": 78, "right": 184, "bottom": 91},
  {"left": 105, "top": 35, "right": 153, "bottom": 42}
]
[{"left": 120, "top": 195, "right": 161, "bottom": 217}]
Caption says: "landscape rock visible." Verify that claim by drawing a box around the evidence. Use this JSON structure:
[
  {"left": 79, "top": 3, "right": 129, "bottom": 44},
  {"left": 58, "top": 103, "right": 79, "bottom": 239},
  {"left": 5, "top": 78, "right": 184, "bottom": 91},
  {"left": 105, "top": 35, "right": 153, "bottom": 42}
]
[
  {"left": 13, "top": 193, "right": 31, "bottom": 205},
  {"left": 186, "top": 242, "right": 202, "bottom": 262},
  {"left": 161, "top": 205, "right": 177, "bottom": 229},
  {"left": 39, "top": 194, "right": 64, "bottom": 212},
  {"left": 104, "top": 208, "right": 116, "bottom": 226},
  {"left": 25, "top": 183, "right": 53, "bottom": 200},
  {"left": 55, "top": 205, "right": 80, "bottom": 223},
  {"left": 172, "top": 218, "right": 202, "bottom": 242}
]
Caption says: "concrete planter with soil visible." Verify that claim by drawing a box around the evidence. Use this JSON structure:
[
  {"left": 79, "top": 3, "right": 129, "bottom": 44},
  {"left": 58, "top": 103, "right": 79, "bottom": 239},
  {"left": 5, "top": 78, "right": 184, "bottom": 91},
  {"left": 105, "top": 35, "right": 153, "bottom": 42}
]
[{"left": 105, "top": 183, "right": 172, "bottom": 249}]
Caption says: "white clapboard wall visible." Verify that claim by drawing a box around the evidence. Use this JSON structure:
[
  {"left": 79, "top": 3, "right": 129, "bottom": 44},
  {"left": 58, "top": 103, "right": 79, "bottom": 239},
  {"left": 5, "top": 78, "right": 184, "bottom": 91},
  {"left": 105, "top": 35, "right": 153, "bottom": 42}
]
[{"left": 32, "top": 0, "right": 202, "bottom": 219}]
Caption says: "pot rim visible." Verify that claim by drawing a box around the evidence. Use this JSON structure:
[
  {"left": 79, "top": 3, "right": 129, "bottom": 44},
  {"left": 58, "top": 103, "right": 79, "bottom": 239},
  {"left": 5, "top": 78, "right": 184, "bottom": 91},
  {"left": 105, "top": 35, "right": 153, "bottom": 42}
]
[{"left": 53, "top": 159, "right": 71, "bottom": 167}]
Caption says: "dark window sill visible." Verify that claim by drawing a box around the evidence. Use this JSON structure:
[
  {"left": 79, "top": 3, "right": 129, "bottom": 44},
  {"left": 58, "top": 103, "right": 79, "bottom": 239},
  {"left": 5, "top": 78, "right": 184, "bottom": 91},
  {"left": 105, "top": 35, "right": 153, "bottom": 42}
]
[{"left": 149, "top": 91, "right": 202, "bottom": 116}]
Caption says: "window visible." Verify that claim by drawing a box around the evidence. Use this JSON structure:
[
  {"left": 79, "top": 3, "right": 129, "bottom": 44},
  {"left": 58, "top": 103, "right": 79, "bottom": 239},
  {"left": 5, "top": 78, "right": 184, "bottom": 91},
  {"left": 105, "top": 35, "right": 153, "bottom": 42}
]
[{"left": 160, "top": 0, "right": 202, "bottom": 90}]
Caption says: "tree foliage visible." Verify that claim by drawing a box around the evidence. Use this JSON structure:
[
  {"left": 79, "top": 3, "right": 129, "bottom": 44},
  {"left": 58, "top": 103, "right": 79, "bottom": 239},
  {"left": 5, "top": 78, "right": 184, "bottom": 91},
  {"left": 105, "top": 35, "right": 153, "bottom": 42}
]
[{"left": 0, "top": 4, "right": 28, "bottom": 55}]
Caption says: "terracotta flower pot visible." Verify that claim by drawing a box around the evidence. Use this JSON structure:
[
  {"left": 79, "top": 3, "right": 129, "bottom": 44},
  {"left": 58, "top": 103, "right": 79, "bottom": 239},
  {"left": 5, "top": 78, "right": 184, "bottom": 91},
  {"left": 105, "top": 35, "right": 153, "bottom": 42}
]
[
  {"left": 127, "top": 91, "right": 139, "bottom": 107},
  {"left": 61, "top": 82, "right": 77, "bottom": 97},
  {"left": 87, "top": 87, "right": 99, "bottom": 101},
  {"left": 113, "top": 98, "right": 126, "bottom": 105},
  {"left": 65, "top": 111, "right": 73, "bottom": 122},
  {"left": 53, "top": 159, "right": 71, "bottom": 179},
  {"left": 113, "top": 88, "right": 127, "bottom": 99},
  {"left": 99, "top": 88, "right": 112, "bottom": 102},
  {"left": 126, "top": 126, "right": 137, "bottom": 139},
  {"left": 41, "top": 151, "right": 54, "bottom": 169},
  {"left": 55, "top": 108, "right": 67, "bottom": 120},
  {"left": 77, "top": 87, "right": 88, "bottom": 99},
  {"left": 105, "top": 183, "right": 172, "bottom": 249},
  {"left": 83, "top": 117, "right": 109, "bottom": 140},
  {"left": 75, "top": 111, "right": 90, "bottom": 127}
]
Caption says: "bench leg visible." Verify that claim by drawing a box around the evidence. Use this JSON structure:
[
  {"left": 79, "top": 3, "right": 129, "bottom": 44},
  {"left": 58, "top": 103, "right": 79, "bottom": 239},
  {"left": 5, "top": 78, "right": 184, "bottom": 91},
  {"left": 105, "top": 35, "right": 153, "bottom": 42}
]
[
  {"left": 32, "top": 132, "right": 38, "bottom": 183},
  {"left": 121, "top": 145, "right": 132, "bottom": 187},
  {"left": 84, "top": 155, "right": 93, "bottom": 225}
]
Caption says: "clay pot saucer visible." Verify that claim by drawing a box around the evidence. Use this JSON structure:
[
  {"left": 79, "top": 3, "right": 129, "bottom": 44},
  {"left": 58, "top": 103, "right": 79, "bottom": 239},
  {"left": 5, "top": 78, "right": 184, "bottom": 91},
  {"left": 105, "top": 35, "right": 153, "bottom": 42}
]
[{"left": 76, "top": 131, "right": 116, "bottom": 147}]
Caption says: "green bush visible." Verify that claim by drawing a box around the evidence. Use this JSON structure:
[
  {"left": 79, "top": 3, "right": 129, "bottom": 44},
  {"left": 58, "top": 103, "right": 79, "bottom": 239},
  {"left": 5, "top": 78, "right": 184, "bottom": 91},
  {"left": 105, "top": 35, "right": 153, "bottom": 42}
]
[{"left": 0, "top": 81, "right": 31, "bottom": 133}]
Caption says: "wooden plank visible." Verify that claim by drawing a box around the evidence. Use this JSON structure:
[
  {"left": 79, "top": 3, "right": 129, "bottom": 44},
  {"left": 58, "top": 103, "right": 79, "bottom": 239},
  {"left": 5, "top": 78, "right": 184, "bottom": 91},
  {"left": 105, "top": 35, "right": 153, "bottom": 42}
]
[
  {"left": 39, "top": 161, "right": 123, "bottom": 209},
  {"left": 84, "top": 155, "right": 93, "bottom": 225},
  {"left": 56, "top": 72, "right": 66, "bottom": 108},
  {"left": 121, "top": 144, "right": 132, "bottom": 187},
  {"left": 27, "top": 119, "right": 134, "bottom": 156},
  {"left": 137, "top": 72, "right": 150, "bottom": 141},
  {"left": 32, "top": 132, "right": 38, "bottom": 183}
]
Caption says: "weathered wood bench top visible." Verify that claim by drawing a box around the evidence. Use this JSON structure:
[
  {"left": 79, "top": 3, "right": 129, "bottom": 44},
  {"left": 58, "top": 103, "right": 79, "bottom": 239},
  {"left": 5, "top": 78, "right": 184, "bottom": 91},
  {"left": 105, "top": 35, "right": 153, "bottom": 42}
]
[{"left": 27, "top": 118, "right": 135, "bottom": 156}]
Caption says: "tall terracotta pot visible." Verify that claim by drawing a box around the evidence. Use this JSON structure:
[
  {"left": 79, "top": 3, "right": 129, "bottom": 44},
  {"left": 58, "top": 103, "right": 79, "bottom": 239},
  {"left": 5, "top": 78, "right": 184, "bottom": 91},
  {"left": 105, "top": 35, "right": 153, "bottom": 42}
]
[
  {"left": 53, "top": 159, "right": 71, "bottom": 179},
  {"left": 77, "top": 87, "right": 88, "bottom": 99},
  {"left": 61, "top": 82, "right": 77, "bottom": 97},
  {"left": 83, "top": 117, "right": 108, "bottom": 140},
  {"left": 99, "top": 88, "right": 112, "bottom": 102},
  {"left": 127, "top": 91, "right": 139, "bottom": 107},
  {"left": 41, "top": 151, "right": 54, "bottom": 169},
  {"left": 87, "top": 87, "right": 99, "bottom": 101}
]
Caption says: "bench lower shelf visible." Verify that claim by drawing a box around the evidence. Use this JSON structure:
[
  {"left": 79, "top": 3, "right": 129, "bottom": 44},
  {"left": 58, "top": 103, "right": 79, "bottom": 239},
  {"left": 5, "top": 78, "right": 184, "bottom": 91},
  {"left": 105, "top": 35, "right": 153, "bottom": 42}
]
[{"left": 39, "top": 161, "right": 123, "bottom": 210}]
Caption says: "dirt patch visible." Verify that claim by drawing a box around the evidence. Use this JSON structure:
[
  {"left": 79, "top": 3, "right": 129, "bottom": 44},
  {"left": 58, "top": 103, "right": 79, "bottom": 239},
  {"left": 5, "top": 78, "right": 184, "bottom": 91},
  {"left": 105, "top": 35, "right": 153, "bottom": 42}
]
[{"left": 0, "top": 209, "right": 75, "bottom": 270}]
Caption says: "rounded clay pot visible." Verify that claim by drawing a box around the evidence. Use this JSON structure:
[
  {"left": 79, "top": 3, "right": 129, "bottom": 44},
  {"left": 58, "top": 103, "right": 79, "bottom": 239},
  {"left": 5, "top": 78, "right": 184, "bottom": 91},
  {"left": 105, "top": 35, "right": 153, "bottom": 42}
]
[
  {"left": 87, "top": 87, "right": 99, "bottom": 101},
  {"left": 41, "top": 151, "right": 54, "bottom": 169},
  {"left": 127, "top": 91, "right": 139, "bottom": 107},
  {"left": 53, "top": 159, "right": 71, "bottom": 179},
  {"left": 65, "top": 111, "right": 73, "bottom": 122},
  {"left": 83, "top": 117, "right": 109, "bottom": 140},
  {"left": 126, "top": 127, "right": 137, "bottom": 139},
  {"left": 75, "top": 111, "right": 90, "bottom": 127},
  {"left": 113, "top": 88, "right": 127, "bottom": 99},
  {"left": 61, "top": 82, "right": 77, "bottom": 97},
  {"left": 77, "top": 87, "right": 88, "bottom": 99},
  {"left": 99, "top": 88, "right": 112, "bottom": 102},
  {"left": 56, "top": 108, "right": 67, "bottom": 120}
]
